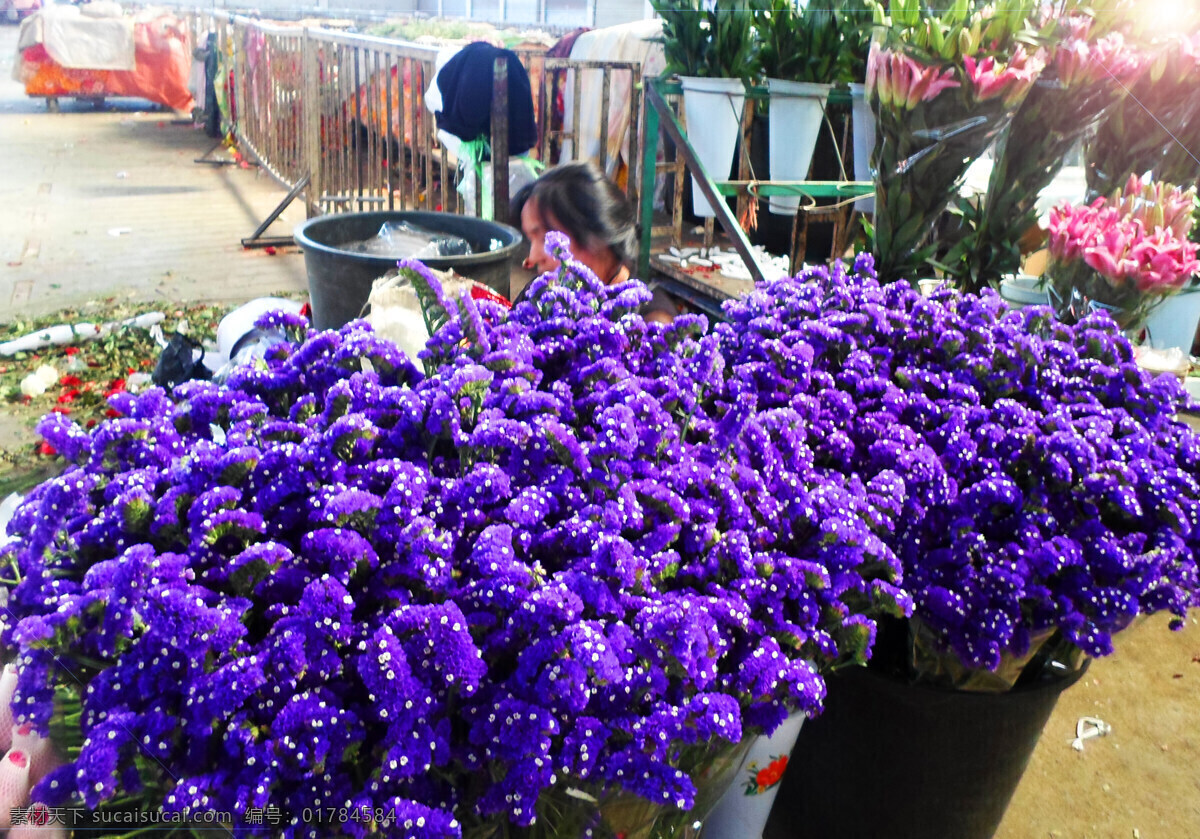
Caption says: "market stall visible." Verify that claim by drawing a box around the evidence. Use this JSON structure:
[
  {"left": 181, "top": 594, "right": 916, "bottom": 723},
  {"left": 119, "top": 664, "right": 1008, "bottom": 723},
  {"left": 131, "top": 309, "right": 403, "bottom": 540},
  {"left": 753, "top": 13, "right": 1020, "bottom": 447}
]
[{"left": 14, "top": 4, "right": 193, "bottom": 111}]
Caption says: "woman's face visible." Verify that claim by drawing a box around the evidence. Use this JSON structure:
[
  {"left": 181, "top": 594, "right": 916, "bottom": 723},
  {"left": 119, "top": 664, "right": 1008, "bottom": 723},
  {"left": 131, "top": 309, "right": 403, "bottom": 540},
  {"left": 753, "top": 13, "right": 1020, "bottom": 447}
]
[
  {"left": 520, "top": 197, "right": 562, "bottom": 275},
  {"left": 520, "top": 197, "right": 610, "bottom": 279}
]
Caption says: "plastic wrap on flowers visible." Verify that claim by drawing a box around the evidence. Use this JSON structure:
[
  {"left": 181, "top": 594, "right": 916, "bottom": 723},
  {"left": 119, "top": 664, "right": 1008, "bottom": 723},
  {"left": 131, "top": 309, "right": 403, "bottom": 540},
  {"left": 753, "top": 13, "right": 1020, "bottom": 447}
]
[
  {"left": 1045, "top": 255, "right": 1153, "bottom": 331},
  {"left": 868, "top": 38, "right": 1043, "bottom": 285},
  {"left": 0, "top": 236, "right": 908, "bottom": 837},
  {"left": 1086, "top": 31, "right": 1200, "bottom": 200},
  {"left": 943, "top": 15, "right": 1148, "bottom": 292}
]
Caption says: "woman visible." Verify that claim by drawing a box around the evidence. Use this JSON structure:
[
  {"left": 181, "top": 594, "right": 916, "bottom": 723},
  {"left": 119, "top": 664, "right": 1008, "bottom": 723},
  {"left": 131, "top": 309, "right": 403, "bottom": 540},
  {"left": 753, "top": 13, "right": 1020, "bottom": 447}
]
[{"left": 512, "top": 162, "right": 677, "bottom": 324}]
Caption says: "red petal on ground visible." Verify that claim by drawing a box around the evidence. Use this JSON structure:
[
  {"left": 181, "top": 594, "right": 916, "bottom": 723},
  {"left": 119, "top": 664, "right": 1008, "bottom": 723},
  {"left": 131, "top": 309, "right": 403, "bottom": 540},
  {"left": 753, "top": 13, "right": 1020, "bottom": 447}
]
[
  {"left": 59, "top": 375, "right": 82, "bottom": 386},
  {"left": 105, "top": 408, "right": 122, "bottom": 418},
  {"left": 64, "top": 347, "right": 80, "bottom": 356},
  {"left": 265, "top": 246, "right": 277, "bottom": 255},
  {"left": 36, "top": 441, "right": 57, "bottom": 456}
]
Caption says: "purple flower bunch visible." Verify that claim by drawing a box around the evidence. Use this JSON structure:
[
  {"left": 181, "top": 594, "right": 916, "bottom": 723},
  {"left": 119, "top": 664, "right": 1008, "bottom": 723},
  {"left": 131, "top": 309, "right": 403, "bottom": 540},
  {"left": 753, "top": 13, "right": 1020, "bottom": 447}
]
[
  {"left": 720, "top": 254, "right": 1200, "bottom": 685},
  {"left": 0, "top": 235, "right": 907, "bottom": 836}
]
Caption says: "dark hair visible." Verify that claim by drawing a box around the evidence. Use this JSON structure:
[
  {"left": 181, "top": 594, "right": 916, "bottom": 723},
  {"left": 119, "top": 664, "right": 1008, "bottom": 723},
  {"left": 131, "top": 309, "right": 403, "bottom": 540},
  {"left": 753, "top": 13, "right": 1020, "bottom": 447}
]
[{"left": 511, "top": 162, "right": 637, "bottom": 266}]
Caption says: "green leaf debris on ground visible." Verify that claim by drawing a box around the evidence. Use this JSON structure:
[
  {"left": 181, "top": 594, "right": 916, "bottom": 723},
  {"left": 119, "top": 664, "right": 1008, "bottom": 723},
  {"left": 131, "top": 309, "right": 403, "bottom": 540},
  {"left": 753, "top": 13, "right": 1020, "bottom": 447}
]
[{"left": 0, "top": 294, "right": 304, "bottom": 497}]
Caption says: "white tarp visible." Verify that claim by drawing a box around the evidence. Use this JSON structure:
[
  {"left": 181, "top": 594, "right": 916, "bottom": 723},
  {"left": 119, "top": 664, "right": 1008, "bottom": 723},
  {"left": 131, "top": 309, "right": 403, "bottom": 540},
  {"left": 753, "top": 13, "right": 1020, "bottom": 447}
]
[
  {"left": 17, "top": 4, "right": 135, "bottom": 72},
  {"left": 562, "top": 19, "right": 666, "bottom": 178}
]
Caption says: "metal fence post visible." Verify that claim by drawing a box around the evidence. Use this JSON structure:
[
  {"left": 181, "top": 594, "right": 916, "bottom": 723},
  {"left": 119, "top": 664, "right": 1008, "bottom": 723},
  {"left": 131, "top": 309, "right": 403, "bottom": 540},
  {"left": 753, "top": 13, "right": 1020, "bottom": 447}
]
[
  {"left": 302, "top": 29, "right": 321, "bottom": 217},
  {"left": 491, "top": 55, "right": 510, "bottom": 225}
]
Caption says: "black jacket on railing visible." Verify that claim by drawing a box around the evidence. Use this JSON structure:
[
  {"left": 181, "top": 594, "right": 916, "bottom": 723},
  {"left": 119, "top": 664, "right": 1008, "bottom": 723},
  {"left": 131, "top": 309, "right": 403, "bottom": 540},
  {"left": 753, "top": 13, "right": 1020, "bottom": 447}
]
[{"left": 434, "top": 41, "right": 537, "bottom": 159}]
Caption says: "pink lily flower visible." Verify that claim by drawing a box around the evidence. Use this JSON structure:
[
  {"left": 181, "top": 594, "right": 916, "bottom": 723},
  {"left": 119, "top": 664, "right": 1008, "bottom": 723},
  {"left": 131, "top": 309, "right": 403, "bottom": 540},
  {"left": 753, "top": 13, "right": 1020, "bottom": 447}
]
[
  {"left": 868, "top": 45, "right": 960, "bottom": 110},
  {"left": 963, "top": 46, "right": 1045, "bottom": 105},
  {"left": 902, "top": 53, "right": 961, "bottom": 108},
  {"left": 1056, "top": 32, "right": 1144, "bottom": 87},
  {"left": 1058, "top": 14, "right": 1093, "bottom": 43},
  {"left": 1049, "top": 175, "right": 1200, "bottom": 296},
  {"left": 1090, "top": 33, "right": 1146, "bottom": 86},
  {"left": 1083, "top": 245, "right": 1123, "bottom": 281}
]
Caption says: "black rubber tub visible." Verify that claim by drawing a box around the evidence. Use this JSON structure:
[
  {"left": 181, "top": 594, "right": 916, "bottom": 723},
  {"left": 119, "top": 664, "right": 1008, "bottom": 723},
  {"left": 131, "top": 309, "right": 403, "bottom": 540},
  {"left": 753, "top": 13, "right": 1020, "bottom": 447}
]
[
  {"left": 294, "top": 211, "right": 523, "bottom": 331},
  {"left": 764, "top": 661, "right": 1088, "bottom": 839}
]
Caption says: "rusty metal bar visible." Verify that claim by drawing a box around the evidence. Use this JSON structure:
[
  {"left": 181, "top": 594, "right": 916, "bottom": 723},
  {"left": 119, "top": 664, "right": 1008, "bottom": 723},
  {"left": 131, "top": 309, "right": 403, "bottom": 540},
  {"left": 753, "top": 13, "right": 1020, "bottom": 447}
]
[
  {"left": 384, "top": 55, "right": 395, "bottom": 211},
  {"left": 571, "top": 65, "right": 582, "bottom": 162},
  {"left": 598, "top": 68, "right": 610, "bottom": 175},
  {"left": 492, "top": 56, "right": 510, "bottom": 224}
]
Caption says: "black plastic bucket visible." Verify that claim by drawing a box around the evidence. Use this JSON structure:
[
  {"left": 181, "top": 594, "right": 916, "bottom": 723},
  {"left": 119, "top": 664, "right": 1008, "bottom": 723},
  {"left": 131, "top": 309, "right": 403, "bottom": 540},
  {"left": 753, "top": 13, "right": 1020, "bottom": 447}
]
[
  {"left": 764, "top": 662, "right": 1087, "bottom": 839},
  {"left": 294, "top": 211, "right": 523, "bottom": 331}
]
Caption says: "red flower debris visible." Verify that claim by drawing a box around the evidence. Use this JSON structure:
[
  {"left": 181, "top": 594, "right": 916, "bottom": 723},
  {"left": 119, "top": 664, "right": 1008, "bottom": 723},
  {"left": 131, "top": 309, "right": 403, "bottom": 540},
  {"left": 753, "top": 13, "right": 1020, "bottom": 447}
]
[
  {"left": 469, "top": 285, "right": 512, "bottom": 309},
  {"left": 59, "top": 375, "right": 83, "bottom": 387},
  {"left": 36, "top": 441, "right": 57, "bottom": 457},
  {"left": 85, "top": 420, "right": 97, "bottom": 429},
  {"left": 63, "top": 347, "right": 80, "bottom": 356},
  {"left": 105, "top": 408, "right": 122, "bottom": 418},
  {"left": 50, "top": 406, "right": 71, "bottom": 415},
  {"left": 265, "top": 246, "right": 277, "bottom": 255}
]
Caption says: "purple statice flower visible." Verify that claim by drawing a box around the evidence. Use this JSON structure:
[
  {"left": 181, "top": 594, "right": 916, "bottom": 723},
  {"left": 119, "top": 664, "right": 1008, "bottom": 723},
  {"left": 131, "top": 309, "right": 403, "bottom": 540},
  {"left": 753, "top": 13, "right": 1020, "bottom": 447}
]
[
  {"left": 0, "top": 239, "right": 918, "bottom": 836},
  {"left": 732, "top": 255, "right": 1200, "bottom": 684}
]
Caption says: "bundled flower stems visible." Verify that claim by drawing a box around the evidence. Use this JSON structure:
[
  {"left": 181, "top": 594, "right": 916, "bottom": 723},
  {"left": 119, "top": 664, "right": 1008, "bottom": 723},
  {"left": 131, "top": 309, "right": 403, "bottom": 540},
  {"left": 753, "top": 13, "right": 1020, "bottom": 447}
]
[
  {"left": 1087, "top": 31, "right": 1200, "bottom": 199},
  {"left": 945, "top": 14, "right": 1147, "bottom": 292},
  {"left": 867, "top": 2, "right": 1045, "bottom": 285}
]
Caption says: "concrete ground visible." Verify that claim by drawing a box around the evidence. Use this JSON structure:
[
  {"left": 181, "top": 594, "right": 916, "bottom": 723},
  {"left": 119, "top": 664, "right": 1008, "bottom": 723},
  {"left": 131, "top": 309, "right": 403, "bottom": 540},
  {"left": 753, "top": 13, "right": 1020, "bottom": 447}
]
[
  {"left": 0, "top": 24, "right": 308, "bottom": 317},
  {"left": 1, "top": 20, "right": 1199, "bottom": 839}
]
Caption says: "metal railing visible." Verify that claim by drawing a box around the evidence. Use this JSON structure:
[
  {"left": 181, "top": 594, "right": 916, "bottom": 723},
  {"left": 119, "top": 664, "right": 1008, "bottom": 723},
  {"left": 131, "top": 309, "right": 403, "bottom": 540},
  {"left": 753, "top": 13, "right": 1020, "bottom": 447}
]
[
  {"left": 190, "top": 11, "right": 646, "bottom": 230},
  {"left": 638, "top": 77, "right": 874, "bottom": 286}
]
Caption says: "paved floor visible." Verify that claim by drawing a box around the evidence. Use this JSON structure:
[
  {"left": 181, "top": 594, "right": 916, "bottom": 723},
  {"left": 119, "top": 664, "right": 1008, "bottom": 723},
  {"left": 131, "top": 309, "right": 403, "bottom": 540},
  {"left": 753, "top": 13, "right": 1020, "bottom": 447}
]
[{"left": 0, "top": 23, "right": 308, "bottom": 319}]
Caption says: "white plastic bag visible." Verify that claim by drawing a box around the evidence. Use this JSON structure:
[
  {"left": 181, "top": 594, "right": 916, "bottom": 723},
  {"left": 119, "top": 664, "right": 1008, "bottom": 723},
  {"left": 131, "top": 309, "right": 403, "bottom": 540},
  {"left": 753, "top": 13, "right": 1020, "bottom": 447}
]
[
  {"left": 365, "top": 276, "right": 431, "bottom": 364},
  {"left": 366, "top": 269, "right": 500, "bottom": 364},
  {"left": 459, "top": 156, "right": 541, "bottom": 220}
]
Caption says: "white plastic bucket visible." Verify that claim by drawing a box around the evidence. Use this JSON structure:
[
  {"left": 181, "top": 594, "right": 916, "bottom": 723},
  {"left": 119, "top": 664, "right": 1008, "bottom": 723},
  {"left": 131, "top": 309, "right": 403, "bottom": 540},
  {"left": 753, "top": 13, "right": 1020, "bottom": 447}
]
[
  {"left": 702, "top": 711, "right": 806, "bottom": 839},
  {"left": 1144, "top": 290, "right": 1200, "bottom": 355},
  {"left": 680, "top": 76, "right": 746, "bottom": 218},
  {"left": 849, "top": 83, "right": 875, "bottom": 214},
  {"left": 1000, "top": 275, "right": 1050, "bottom": 309},
  {"left": 766, "top": 79, "right": 830, "bottom": 215}
]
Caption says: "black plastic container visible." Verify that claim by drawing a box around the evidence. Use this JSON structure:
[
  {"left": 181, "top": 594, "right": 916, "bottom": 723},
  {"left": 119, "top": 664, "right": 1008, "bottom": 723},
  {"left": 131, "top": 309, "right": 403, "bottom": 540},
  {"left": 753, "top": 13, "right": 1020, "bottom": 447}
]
[
  {"left": 764, "top": 662, "right": 1087, "bottom": 839},
  {"left": 294, "top": 211, "right": 522, "bottom": 331}
]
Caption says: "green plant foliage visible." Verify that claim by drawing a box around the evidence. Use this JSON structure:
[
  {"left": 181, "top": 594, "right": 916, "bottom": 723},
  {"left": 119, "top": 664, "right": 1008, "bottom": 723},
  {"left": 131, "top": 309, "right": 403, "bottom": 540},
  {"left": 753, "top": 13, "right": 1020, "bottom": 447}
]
[
  {"left": 651, "top": 0, "right": 759, "bottom": 82},
  {"left": 869, "top": 0, "right": 1041, "bottom": 63},
  {"left": 753, "top": 0, "right": 861, "bottom": 84}
]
